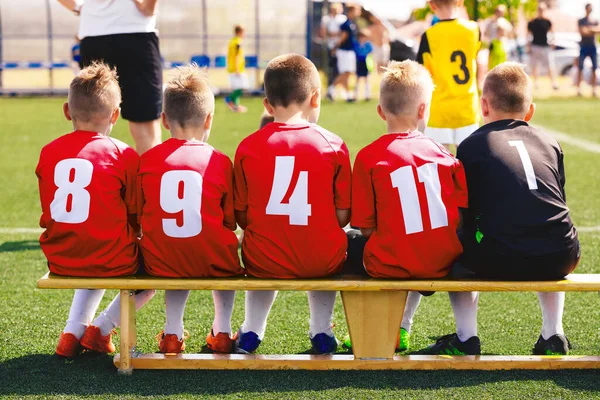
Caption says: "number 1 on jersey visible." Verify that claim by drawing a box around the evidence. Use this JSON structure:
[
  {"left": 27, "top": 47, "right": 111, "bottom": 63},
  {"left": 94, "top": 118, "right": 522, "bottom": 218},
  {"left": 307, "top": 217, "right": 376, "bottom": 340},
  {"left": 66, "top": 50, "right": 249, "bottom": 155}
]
[
  {"left": 391, "top": 163, "right": 448, "bottom": 235},
  {"left": 509, "top": 140, "right": 538, "bottom": 190},
  {"left": 266, "top": 156, "right": 312, "bottom": 226}
]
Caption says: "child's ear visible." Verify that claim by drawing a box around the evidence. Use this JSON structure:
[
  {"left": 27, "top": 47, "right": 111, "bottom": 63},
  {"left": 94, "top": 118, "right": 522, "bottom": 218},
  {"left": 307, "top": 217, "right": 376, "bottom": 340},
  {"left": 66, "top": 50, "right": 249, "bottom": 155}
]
[
  {"left": 63, "top": 102, "right": 72, "bottom": 121},
  {"left": 456, "top": 0, "right": 465, "bottom": 8},
  {"left": 310, "top": 88, "right": 321, "bottom": 109},
  {"left": 161, "top": 112, "right": 170, "bottom": 131},
  {"left": 377, "top": 104, "right": 387, "bottom": 121},
  {"left": 204, "top": 112, "right": 214, "bottom": 132},
  {"left": 524, "top": 103, "right": 536, "bottom": 122},
  {"left": 417, "top": 103, "right": 428, "bottom": 120},
  {"left": 429, "top": 1, "right": 438, "bottom": 12},
  {"left": 263, "top": 98, "right": 275, "bottom": 115},
  {"left": 481, "top": 97, "right": 490, "bottom": 117},
  {"left": 110, "top": 107, "right": 120, "bottom": 125}
]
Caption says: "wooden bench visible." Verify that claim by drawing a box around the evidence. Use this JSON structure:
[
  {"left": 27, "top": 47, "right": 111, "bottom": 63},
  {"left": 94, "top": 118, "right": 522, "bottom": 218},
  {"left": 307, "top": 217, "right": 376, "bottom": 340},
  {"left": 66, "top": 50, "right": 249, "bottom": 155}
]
[{"left": 37, "top": 272, "right": 600, "bottom": 374}]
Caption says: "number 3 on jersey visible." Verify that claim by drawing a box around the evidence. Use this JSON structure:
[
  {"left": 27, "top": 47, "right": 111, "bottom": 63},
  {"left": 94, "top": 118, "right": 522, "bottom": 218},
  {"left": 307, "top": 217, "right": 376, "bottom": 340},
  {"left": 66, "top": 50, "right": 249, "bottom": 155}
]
[
  {"left": 50, "top": 158, "right": 94, "bottom": 224},
  {"left": 160, "top": 171, "right": 203, "bottom": 238},
  {"left": 451, "top": 50, "right": 470, "bottom": 85},
  {"left": 266, "top": 156, "right": 312, "bottom": 226},
  {"left": 391, "top": 163, "right": 448, "bottom": 235}
]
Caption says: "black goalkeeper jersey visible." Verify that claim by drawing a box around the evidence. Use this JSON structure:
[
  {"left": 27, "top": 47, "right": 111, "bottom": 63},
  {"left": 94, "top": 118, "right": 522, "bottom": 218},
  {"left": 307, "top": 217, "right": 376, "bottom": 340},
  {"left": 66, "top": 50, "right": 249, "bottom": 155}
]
[{"left": 457, "top": 119, "right": 577, "bottom": 256}]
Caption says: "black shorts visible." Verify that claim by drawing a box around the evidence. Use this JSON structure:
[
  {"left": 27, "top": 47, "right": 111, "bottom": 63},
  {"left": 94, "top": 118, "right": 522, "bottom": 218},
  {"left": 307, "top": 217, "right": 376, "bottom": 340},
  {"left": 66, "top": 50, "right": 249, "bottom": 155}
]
[
  {"left": 357, "top": 60, "right": 369, "bottom": 77},
  {"left": 458, "top": 236, "right": 581, "bottom": 281},
  {"left": 80, "top": 33, "right": 163, "bottom": 122},
  {"left": 340, "top": 229, "right": 370, "bottom": 277}
]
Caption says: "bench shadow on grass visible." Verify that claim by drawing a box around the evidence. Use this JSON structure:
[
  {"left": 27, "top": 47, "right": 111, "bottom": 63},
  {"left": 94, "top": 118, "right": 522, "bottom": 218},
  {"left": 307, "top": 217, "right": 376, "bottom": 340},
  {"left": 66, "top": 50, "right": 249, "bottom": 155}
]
[
  {"left": 1, "top": 353, "right": 600, "bottom": 396},
  {"left": 0, "top": 240, "right": 40, "bottom": 253}
]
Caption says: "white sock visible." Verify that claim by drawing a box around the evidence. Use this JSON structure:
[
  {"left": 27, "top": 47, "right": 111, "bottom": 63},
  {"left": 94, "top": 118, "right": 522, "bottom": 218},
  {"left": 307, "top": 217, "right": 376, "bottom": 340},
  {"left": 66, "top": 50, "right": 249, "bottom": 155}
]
[
  {"left": 327, "top": 85, "right": 335, "bottom": 96},
  {"left": 449, "top": 291, "right": 479, "bottom": 342},
  {"left": 164, "top": 290, "right": 190, "bottom": 340},
  {"left": 537, "top": 291, "right": 565, "bottom": 340},
  {"left": 401, "top": 291, "right": 422, "bottom": 332},
  {"left": 92, "top": 289, "right": 156, "bottom": 335},
  {"left": 340, "top": 89, "right": 348, "bottom": 101},
  {"left": 307, "top": 291, "right": 336, "bottom": 338},
  {"left": 64, "top": 289, "right": 106, "bottom": 339},
  {"left": 212, "top": 290, "right": 236, "bottom": 335},
  {"left": 364, "top": 79, "right": 371, "bottom": 99},
  {"left": 240, "top": 290, "right": 277, "bottom": 340}
]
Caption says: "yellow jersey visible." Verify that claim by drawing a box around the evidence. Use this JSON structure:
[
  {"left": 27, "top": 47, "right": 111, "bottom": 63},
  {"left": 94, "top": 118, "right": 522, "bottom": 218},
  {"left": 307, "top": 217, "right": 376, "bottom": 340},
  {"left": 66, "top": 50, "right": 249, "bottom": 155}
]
[
  {"left": 227, "top": 36, "right": 245, "bottom": 74},
  {"left": 417, "top": 19, "right": 481, "bottom": 129}
]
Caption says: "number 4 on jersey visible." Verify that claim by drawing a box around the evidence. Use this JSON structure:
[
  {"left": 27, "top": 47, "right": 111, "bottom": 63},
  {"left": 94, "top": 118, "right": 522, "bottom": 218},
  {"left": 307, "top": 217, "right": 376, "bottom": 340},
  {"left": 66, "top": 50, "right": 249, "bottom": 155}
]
[{"left": 266, "top": 156, "right": 312, "bottom": 226}]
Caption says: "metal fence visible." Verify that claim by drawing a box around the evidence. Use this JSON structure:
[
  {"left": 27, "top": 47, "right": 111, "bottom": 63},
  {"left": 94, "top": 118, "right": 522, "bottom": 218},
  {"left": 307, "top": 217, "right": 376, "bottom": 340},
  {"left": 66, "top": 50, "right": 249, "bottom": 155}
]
[{"left": 0, "top": 0, "right": 311, "bottom": 94}]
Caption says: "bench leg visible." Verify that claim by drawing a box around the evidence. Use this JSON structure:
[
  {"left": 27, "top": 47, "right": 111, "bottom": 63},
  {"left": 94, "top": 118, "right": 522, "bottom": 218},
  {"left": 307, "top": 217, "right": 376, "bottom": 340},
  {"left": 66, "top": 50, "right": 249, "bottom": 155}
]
[
  {"left": 117, "top": 289, "right": 137, "bottom": 376},
  {"left": 341, "top": 290, "right": 407, "bottom": 359}
]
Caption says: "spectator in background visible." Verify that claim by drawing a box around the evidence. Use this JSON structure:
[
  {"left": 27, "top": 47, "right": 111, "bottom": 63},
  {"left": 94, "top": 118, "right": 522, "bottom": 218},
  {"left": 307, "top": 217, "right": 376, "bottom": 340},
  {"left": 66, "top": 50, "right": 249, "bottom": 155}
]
[
  {"left": 354, "top": 30, "right": 373, "bottom": 101},
  {"left": 320, "top": 3, "right": 347, "bottom": 98},
  {"left": 58, "top": 0, "right": 162, "bottom": 154},
  {"left": 71, "top": 36, "right": 81, "bottom": 74},
  {"left": 329, "top": 4, "right": 362, "bottom": 103},
  {"left": 577, "top": 3, "right": 600, "bottom": 97},
  {"left": 486, "top": 5, "right": 513, "bottom": 70},
  {"left": 528, "top": 3, "right": 558, "bottom": 90},
  {"left": 366, "top": 13, "right": 390, "bottom": 75},
  {"left": 226, "top": 25, "right": 249, "bottom": 113}
]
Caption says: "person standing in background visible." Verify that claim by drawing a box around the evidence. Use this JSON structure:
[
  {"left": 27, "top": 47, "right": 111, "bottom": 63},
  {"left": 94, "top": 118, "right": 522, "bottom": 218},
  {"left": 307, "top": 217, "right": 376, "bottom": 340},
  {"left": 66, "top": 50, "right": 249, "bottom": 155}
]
[
  {"left": 57, "top": 0, "right": 162, "bottom": 155},
  {"left": 225, "top": 25, "right": 249, "bottom": 113},
  {"left": 577, "top": 3, "right": 600, "bottom": 97},
  {"left": 366, "top": 13, "right": 390, "bottom": 75},
  {"left": 528, "top": 3, "right": 558, "bottom": 90},
  {"left": 486, "top": 5, "right": 513, "bottom": 70},
  {"left": 320, "top": 3, "right": 347, "bottom": 100},
  {"left": 329, "top": 4, "right": 362, "bottom": 103}
]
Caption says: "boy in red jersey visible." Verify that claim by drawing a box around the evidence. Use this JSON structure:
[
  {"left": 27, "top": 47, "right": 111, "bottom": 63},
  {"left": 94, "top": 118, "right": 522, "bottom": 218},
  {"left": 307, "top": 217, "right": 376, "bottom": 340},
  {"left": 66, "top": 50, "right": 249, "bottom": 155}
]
[
  {"left": 233, "top": 54, "right": 351, "bottom": 354},
  {"left": 138, "top": 65, "right": 244, "bottom": 354},
  {"left": 36, "top": 63, "right": 155, "bottom": 358},
  {"left": 346, "top": 60, "right": 468, "bottom": 352}
]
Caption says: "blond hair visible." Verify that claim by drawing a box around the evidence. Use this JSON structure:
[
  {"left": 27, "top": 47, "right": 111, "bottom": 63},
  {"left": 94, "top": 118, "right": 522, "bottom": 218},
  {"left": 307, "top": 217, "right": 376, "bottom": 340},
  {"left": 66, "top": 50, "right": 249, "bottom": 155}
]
[
  {"left": 483, "top": 62, "right": 532, "bottom": 114},
  {"left": 379, "top": 60, "right": 434, "bottom": 116},
  {"left": 68, "top": 62, "right": 121, "bottom": 123},
  {"left": 164, "top": 65, "right": 215, "bottom": 128},
  {"left": 264, "top": 54, "right": 320, "bottom": 108}
]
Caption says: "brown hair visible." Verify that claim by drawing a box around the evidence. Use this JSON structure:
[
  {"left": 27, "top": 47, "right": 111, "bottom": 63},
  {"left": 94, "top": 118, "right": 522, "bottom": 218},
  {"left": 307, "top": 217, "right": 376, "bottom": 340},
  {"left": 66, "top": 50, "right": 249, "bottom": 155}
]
[
  {"left": 234, "top": 25, "right": 244, "bottom": 35},
  {"left": 380, "top": 60, "right": 434, "bottom": 116},
  {"left": 483, "top": 62, "right": 532, "bottom": 114},
  {"left": 68, "top": 61, "right": 121, "bottom": 122},
  {"left": 429, "top": 0, "right": 460, "bottom": 7},
  {"left": 264, "top": 54, "right": 321, "bottom": 108},
  {"left": 164, "top": 65, "right": 215, "bottom": 128},
  {"left": 346, "top": 3, "right": 361, "bottom": 13}
]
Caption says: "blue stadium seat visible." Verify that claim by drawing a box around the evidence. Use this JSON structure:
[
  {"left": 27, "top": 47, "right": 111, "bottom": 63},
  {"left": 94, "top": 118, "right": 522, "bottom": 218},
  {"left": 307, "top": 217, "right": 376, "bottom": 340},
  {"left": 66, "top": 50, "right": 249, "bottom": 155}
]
[
  {"left": 214, "top": 56, "right": 227, "bottom": 68},
  {"left": 245, "top": 55, "right": 258, "bottom": 68},
  {"left": 28, "top": 62, "right": 44, "bottom": 69},
  {"left": 190, "top": 55, "right": 210, "bottom": 68}
]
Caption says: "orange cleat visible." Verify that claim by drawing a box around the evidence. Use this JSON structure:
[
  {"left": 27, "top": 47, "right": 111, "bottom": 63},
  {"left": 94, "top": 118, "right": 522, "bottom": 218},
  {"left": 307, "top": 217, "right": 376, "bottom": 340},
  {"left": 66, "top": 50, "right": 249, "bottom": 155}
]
[
  {"left": 206, "top": 330, "right": 236, "bottom": 354},
  {"left": 156, "top": 330, "right": 188, "bottom": 354},
  {"left": 56, "top": 332, "right": 82, "bottom": 358},
  {"left": 80, "top": 325, "right": 116, "bottom": 354}
]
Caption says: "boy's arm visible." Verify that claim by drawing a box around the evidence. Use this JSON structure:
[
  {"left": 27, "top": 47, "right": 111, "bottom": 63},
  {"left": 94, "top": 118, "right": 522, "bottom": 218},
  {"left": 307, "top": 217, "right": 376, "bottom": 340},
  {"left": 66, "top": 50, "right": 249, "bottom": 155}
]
[
  {"left": 234, "top": 44, "right": 242, "bottom": 74},
  {"left": 131, "top": 0, "right": 159, "bottom": 17},
  {"left": 123, "top": 147, "right": 141, "bottom": 235},
  {"left": 351, "top": 151, "right": 377, "bottom": 235},
  {"left": 58, "top": 0, "right": 81, "bottom": 14},
  {"left": 222, "top": 158, "right": 237, "bottom": 231},
  {"left": 334, "top": 143, "right": 352, "bottom": 227},
  {"left": 233, "top": 147, "right": 249, "bottom": 230}
]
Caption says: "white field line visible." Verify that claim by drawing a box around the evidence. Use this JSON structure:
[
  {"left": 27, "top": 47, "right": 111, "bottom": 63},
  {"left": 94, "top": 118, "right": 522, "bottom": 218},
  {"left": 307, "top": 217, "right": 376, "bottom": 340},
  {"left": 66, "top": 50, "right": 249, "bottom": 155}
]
[
  {"left": 540, "top": 127, "right": 600, "bottom": 153},
  {"left": 0, "top": 227, "right": 42, "bottom": 234}
]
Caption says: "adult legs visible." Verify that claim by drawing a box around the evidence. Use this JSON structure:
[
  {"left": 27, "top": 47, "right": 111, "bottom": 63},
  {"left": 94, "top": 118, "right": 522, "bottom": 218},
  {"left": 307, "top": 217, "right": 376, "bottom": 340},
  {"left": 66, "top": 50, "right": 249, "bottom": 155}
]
[{"left": 130, "top": 120, "right": 162, "bottom": 155}]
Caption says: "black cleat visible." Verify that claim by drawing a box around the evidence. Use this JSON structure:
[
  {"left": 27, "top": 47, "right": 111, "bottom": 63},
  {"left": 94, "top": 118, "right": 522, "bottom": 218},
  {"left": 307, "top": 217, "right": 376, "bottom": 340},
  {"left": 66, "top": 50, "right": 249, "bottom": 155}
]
[
  {"left": 533, "top": 334, "right": 571, "bottom": 356},
  {"left": 417, "top": 333, "right": 481, "bottom": 355}
]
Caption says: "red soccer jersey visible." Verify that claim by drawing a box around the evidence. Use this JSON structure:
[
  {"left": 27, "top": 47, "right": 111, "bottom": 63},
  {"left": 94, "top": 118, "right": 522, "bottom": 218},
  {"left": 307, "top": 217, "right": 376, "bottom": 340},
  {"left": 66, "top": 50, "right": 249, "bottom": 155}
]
[
  {"left": 36, "top": 131, "right": 139, "bottom": 277},
  {"left": 234, "top": 122, "right": 351, "bottom": 278},
  {"left": 352, "top": 132, "right": 468, "bottom": 278},
  {"left": 138, "top": 138, "right": 243, "bottom": 278}
]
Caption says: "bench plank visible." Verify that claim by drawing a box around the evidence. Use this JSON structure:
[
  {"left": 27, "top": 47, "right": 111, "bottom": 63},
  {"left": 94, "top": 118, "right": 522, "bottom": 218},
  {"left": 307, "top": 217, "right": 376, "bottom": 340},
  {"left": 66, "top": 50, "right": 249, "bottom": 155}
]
[
  {"left": 37, "top": 272, "right": 600, "bottom": 292},
  {"left": 113, "top": 353, "right": 600, "bottom": 370}
]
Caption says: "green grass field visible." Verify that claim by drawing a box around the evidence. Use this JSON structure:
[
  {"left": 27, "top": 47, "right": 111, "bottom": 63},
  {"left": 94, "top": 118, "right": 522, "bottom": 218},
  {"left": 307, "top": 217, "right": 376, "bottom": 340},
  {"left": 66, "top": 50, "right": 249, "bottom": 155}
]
[{"left": 1, "top": 96, "right": 600, "bottom": 399}]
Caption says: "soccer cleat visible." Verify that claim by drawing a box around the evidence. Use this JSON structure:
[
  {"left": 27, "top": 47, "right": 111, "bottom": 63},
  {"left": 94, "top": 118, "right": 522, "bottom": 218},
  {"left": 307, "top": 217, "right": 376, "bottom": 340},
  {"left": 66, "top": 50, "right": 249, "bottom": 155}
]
[
  {"left": 80, "top": 325, "right": 116, "bottom": 354},
  {"left": 418, "top": 333, "right": 481, "bottom": 356},
  {"left": 533, "top": 334, "right": 571, "bottom": 356},
  {"left": 206, "top": 330, "right": 235, "bottom": 354},
  {"left": 311, "top": 333, "right": 339, "bottom": 355},
  {"left": 225, "top": 97, "right": 237, "bottom": 112},
  {"left": 342, "top": 327, "right": 410, "bottom": 351},
  {"left": 235, "top": 330, "right": 261, "bottom": 354},
  {"left": 55, "top": 332, "right": 82, "bottom": 358},
  {"left": 156, "top": 330, "right": 188, "bottom": 354}
]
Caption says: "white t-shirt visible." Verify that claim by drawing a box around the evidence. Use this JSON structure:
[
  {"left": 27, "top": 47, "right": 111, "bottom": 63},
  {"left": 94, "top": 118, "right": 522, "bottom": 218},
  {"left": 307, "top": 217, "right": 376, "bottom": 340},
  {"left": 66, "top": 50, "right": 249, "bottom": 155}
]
[
  {"left": 78, "top": 0, "right": 157, "bottom": 39},
  {"left": 321, "top": 14, "right": 348, "bottom": 50}
]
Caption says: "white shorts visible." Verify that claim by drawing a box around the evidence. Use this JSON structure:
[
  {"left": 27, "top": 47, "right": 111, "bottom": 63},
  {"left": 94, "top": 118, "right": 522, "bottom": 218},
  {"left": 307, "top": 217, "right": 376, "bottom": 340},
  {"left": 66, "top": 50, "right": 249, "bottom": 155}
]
[
  {"left": 426, "top": 123, "right": 479, "bottom": 145},
  {"left": 337, "top": 49, "right": 356, "bottom": 74},
  {"left": 530, "top": 45, "right": 554, "bottom": 71},
  {"left": 372, "top": 44, "right": 391, "bottom": 66},
  {"left": 229, "top": 73, "right": 249, "bottom": 90}
]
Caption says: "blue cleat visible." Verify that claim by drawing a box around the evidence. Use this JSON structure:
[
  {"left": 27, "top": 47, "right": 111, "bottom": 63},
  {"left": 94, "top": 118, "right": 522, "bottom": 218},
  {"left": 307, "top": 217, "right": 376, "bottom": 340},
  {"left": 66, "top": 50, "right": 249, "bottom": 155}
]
[
  {"left": 311, "top": 333, "right": 339, "bottom": 355},
  {"left": 235, "top": 330, "right": 261, "bottom": 354}
]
